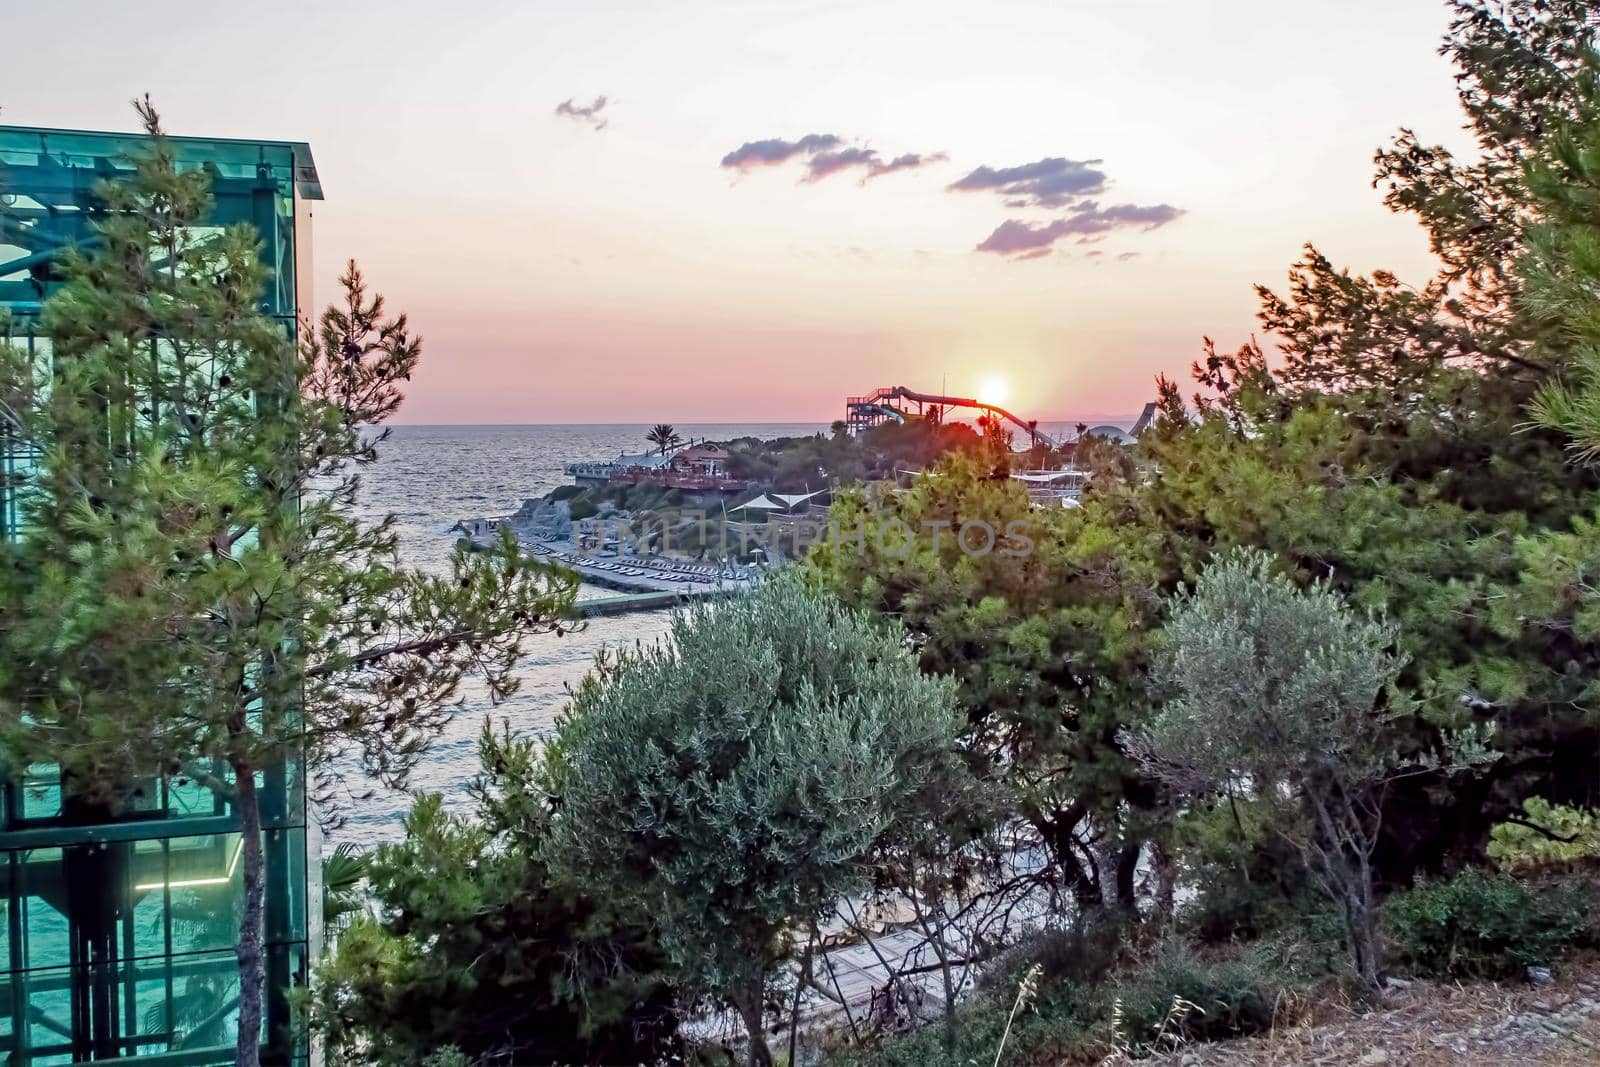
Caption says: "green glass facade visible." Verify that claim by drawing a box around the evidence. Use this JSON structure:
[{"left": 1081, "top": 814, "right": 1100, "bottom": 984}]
[{"left": 0, "top": 126, "right": 323, "bottom": 1064}]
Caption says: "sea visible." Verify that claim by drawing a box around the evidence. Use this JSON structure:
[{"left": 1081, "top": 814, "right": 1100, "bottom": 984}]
[
  {"left": 336, "top": 418, "right": 1108, "bottom": 843},
  {"left": 335, "top": 423, "right": 825, "bottom": 844}
]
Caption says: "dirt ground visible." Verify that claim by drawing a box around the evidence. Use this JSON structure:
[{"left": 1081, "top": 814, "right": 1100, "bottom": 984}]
[{"left": 1130, "top": 960, "right": 1600, "bottom": 1066}]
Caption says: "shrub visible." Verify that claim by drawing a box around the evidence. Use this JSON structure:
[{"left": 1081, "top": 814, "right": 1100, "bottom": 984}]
[
  {"left": 1111, "top": 942, "right": 1277, "bottom": 1050},
  {"left": 419, "top": 1049, "right": 470, "bottom": 1067},
  {"left": 1384, "top": 868, "right": 1592, "bottom": 978},
  {"left": 1172, "top": 799, "right": 1313, "bottom": 943},
  {"left": 827, "top": 977, "right": 1099, "bottom": 1067},
  {"left": 1008, "top": 922, "right": 1124, "bottom": 987},
  {"left": 1487, "top": 798, "right": 1600, "bottom": 872},
  {"left": 548, "top": 483, "right": 583, "bottom": 502},
  {"left": 567, "top": 498, "right": 598, "bottom": 521},
  {"left": 833, "top": 936, "right": 1303, "bottom": 1067},
  {"left": 312, "top": 729, "right": 678, "bottom": 1067}
]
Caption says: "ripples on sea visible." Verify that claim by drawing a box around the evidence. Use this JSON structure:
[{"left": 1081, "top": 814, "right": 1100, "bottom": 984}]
[{"left": 336, "top": 423, "right": 822, "bottom": 843}]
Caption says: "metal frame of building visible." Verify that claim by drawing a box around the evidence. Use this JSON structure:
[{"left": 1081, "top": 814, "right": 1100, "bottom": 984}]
[{"left": 0, "top": 124, "right": 320, "bottom": 1065}]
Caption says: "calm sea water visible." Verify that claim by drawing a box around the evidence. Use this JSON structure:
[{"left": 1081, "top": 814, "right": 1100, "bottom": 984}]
[{"left": 336, "top": 423, "right": 824, "bottom": 843}]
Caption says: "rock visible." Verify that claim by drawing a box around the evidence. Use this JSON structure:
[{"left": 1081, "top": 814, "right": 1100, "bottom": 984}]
[
  {"left": 1527, "top": 965, "right": 1554, "bottom": 987},
  {"left": 1384, "top": 976, "right": 1413, "bottom": 991},
  {"left": 1357, "top": 1048, "right": 1390, "bottom": 1065}
]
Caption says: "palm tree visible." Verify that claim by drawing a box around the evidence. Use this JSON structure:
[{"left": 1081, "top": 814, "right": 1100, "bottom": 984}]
[
  {"left": 647, "top": 423, "right": 682, "bottom": 455},
  {"left": 322, "top": 842, "right": 372, "bottom": 939}
]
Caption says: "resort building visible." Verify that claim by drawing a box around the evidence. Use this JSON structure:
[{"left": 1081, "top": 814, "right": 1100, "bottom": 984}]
[
  {"left": 669, "top": 444, "right": 730, "bottom": 478},
  {"left": 0, "top": 125, "right": 320, "bottom": 1065}
]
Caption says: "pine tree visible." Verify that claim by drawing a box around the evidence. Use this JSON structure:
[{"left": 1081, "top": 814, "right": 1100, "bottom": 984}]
[
  {"left": 0, "top": 100, "right": 576, "bottom": 1065},
  {"left": 1523, "top": 79, "right": 1600, "bottom": 453}
]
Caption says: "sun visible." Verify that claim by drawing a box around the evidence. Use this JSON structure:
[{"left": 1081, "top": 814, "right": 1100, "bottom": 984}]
[{"left": 976, "top": 375, "right": 1010, "bottom": 408}]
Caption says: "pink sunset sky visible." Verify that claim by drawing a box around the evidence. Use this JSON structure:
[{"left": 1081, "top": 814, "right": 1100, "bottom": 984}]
[{"left": 5, "top": 0, "right": 1472, "bottom": 424}]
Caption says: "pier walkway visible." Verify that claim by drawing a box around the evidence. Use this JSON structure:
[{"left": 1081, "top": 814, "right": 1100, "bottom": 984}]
[
  {"left": 462, "top": 524, "right": 758, "bottom": 616},
  {"left": 577, "top": 589, "right": 712, "bottom": 617}
]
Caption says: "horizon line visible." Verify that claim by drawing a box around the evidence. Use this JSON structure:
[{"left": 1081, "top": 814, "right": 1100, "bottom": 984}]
[{"left": 387, "top": 414, "right": 1147, "bottom": 428}]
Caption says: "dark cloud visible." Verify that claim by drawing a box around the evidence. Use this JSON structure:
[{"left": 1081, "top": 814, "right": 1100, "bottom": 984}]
[
  {"left": 804, "top": 146, "right": 879, "bottom": 181},
  {"left": 722, "top": 136, "right": 945, "bottom": 183},
  {"left": 863, "top": 151, "right": 949, "bottom": 181},
  {"left": 1117, "top": 251, "right": 1141, "bottom": 262},
  {"left": 948, "top": 157, "right": 1107, "bottom": 208},
  {"left": 976, "top": 201, "right": 1184, "bottom": 258},
  {"left": 555, "top": 95, "right": 610, "bottom": 131},
  {"left": 720, "top": 134, "right": 843, "bottom": 171},
  {"left": 976, "top": 219, "right": 1067, "bottom": 256},
  {"left": 805, "top": 148, "right": 948, "bottom": 183},
  {"left": 1067, "top": 201, "right": 1185, "bottom": 231}
]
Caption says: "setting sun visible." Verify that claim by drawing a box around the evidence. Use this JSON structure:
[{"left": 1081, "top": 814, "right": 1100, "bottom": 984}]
[{"left": 976, "top": 375, "right": 1010, "bottom": 408}]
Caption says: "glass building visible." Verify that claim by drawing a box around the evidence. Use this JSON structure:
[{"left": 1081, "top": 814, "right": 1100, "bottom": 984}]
[{"left": 0, "top": 126, "right": 322, "bottom": 1064}]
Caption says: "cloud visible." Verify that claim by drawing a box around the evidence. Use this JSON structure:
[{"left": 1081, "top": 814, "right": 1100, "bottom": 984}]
[
  {"left": 976, "top": 201, "right": 1185, "bottom": 258},
  {"left": 720, "top": 134, "right": 843, "bottom": 171},
  {"left": 1067, "top": 201, "right": 1185, "bottom": 232},
  {"left": 862, "top": 151, "right": 949, "bottom": 181},
  {"left": 721, "top": 136, "right": 946, "bottom": 182},
  {"left": 1117, "top": 251, "right": 1141, "bottom": 262},
  {"left": 976, "top": 220, "right": 1064, "bottom": 256},
  {"left": 555, "top": 95, "right": 610, "bottom": 131},
  {"left": 803, "top": 145, "right": 878, "bottom": 181},
  {"left": 948, "top": 157, "right": 1107, "bottom": 208},
  {"left": 805, "top": 147, "right": 947, "bottom": 183}
]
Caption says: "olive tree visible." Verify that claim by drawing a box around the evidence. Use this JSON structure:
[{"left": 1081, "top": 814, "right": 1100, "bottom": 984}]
[
  {"left": 541, "top": 573, "right": 962, "bottom": 1066},
  {"left": 1131, "top": 549, "right": 1451, "bottom": 999}
]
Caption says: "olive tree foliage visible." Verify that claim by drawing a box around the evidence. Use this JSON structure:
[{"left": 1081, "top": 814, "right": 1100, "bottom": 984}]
[
  {"left": 1130, "top": 549, "right": 1490, "bottom": 999},
  {"left": 541, "top": 573, "right": 963, "bottom": 1067},
  {"left": 0, "top": 101, "right": 576, "bottom": 1065}
]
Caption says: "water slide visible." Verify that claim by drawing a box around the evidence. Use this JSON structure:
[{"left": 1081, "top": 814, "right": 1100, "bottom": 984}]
[{"left": 855, "top": 386, "right": 1060, "bottom": 449}]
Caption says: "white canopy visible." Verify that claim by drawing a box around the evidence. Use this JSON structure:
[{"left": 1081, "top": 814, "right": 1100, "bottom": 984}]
[
  {"left": 771, "top": 491, "right": 824, "bottom": 507},
  {"left": 615, "top": 451, "right": 671, "bottom": 470},
  {"left": 728, "top": 494, "right": 784, "bottom": 512},
  {"left": 1011, "top": 469, "right": 1089, "bottom": 484}
]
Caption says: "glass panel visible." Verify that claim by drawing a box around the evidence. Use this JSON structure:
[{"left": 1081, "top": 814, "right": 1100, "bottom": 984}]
[
  {"left": 21, "top": 966, "right": 75, "bottom": 1064},
  {"left": 0, "top": 123, "right": 314, "bottom": 1064},
  {"left": 18, "top": 766, "right": 60, "bottom": 821}
]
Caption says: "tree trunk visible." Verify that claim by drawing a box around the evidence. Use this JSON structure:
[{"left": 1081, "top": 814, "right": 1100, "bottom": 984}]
[
  {"left": 918, "top": 907, "right": 958, "bottom": 1047},
  {"left": 1308, "top": 787, "right": 1385, "bottom": 1005},
  {"left": 233, "top": 761, "right": 266, "bottom": 1066},
  {"left": 787, "top": 936, "right": 814, "bottom": 1067},
  {"left": 1035, "top": 805, "right": 1104, "bottom": 914},
  {"left": 1114, "top": 841, "right": 1141, "bottom": 912},
  {"left": 737, "top": 983, "right": 772, "bottom": 1067},
  {"left": 1151, "top": 841, "right": 1177, "bottom": 923},
  {"left": 1346, "top": 884, "right": 1383, "bottom": 1004}
]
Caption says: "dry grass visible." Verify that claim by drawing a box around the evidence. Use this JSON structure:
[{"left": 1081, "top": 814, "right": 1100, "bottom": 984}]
[{"left": 1129, "top": 958, "right": 1600, "bottom": 1066}]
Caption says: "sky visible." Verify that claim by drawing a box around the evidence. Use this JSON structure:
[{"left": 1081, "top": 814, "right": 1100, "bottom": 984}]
[{"left": 3, "top": 0, "right": 1475, "bottom": 424}]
